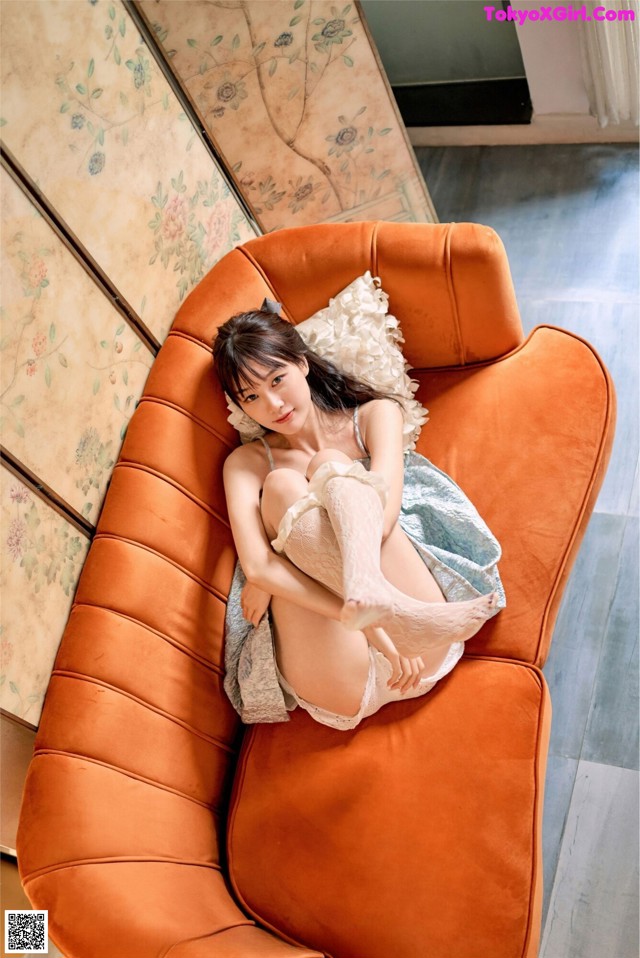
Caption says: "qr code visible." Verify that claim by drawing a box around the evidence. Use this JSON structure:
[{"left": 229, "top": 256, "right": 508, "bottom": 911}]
[{"left": 5, "top": 909, "right": 48, "bottom": 953}]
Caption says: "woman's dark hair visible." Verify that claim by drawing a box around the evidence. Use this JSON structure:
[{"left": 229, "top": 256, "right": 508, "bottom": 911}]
[{"left": 212, "top": 308, "right": 393, "bottom": 413}]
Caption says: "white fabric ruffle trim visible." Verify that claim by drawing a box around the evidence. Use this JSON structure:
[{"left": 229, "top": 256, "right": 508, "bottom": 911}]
[
  {"left": 270, "top": 459, "right": 388, "bottom": 554},
  {"left": 224, "top": 271, "right": 429, "bottom": 451},
  {"left": 275, "top": 640, "right": 465, "bottom": 731}
]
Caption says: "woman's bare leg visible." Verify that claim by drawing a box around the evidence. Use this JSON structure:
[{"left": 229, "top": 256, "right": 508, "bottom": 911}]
[
  {"left": 260, "top": 459, "right": 495, "bottom": 709},
  {"left": 381, "top": 524, "right": 445, "bottom": 603},
  {"left": 260, "top": 467, "right": 308, "bottom": 541},
  {"left": 379, "top": 523, "right": 453, "bottom": 675},
  {"left": 269, "top": 486, "right": 453, "bottom": 675},
  {"left": 270, "top": 596, "right": 370, "bottom": 716},
  {"left": 305, "top": 450, "right": 497, "bottom": 656},
  {"left": 260, "top": 467, "right": 370, "bottom": 716}
]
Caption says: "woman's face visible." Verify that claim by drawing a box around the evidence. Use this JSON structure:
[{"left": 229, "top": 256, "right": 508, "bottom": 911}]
[{"left": 235, "top": 357, "right": 311, "bottom": 433}]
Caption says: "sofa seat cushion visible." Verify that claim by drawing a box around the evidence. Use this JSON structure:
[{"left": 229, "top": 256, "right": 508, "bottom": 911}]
[{"left": 227, "top": 657, "right": 550, "bottom": 958}]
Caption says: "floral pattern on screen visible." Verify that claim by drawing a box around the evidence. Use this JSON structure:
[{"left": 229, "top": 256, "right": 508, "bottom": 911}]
[
  {"left": 1, "top": 169, "right": 153, "bottom": 522},
  {"left": 138, "top": 0, "right": 436, "bottom": 230},
  {"left": 0, "top": 0, "right": 255, "bottom": 341},
  {"left": 147, "top": 172, "right": 243, "bottom": 301},
  {"left": 1, "top": 470, "right": 90, "bottom": 724}
]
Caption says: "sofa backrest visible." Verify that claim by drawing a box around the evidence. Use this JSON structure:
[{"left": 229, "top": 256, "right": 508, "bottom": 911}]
[{"left": 173, "top": 221, "right": 524, "bottom": 369}]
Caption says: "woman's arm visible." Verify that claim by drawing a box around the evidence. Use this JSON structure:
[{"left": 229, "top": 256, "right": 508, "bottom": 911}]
[
  {"left": 358, "top": 398, "right": 406, "bottom": 540},
  {"left": 223, "top": 447, "right": 345, "bottom": 622}
]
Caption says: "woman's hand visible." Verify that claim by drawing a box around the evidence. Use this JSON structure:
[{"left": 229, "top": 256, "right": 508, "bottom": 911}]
[
  {"left": 363, "top": 625, "right": 428, "bottom": 694},
  {"left": 387, "top": 653, "right": 428, "bottom": 693},
  {"left": 241, "top": 581, "right": 271, "bottom": 626}
]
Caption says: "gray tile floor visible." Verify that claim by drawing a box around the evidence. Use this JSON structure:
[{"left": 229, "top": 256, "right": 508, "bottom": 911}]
[{"left": 417, "top": 144, "right": 639, "bottom": 958}]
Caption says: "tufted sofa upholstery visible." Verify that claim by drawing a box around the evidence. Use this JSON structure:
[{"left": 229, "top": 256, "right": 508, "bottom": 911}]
[{"left": 16, "top": 222, "right": 615, "bottom": 958}]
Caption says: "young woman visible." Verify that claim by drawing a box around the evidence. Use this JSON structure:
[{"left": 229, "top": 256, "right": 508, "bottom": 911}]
[{"left": 213, "top": 301, "right": 505, "bottom": 730}]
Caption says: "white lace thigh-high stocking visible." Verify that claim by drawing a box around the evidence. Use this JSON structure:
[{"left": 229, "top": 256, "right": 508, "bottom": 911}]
[
  {"left": 320, "top": 470, "right": 393, "bottom": 630},
  {"left": 280, "top": 462, "right": 498, "bottom": 658},
  {"left": 282, "top": 506, "right": 343, "bottom": 596}
]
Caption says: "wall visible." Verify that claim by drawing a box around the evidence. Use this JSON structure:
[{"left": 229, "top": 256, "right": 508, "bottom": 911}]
[
  {"left": 137, "top": 0, "right": 436, "bottom": 227},
  {"left": 360, "top": 0, "right": 526, "bottom": 84},
  {"left": 511, "top": 0, "right": 591, "bottom": 114},
  {"left": 408, "top": 0, "right": 638, "bottom": 143}
]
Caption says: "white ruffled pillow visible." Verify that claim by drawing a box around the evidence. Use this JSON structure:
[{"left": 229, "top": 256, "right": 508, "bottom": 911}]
[{"left": 225, "top": 271, "right": 428, "bottom": 452}]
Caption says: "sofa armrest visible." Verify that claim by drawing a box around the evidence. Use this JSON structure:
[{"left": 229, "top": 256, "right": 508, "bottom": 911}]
[{"left": 413, "top": 324, "right": 616, "bottom": 666}]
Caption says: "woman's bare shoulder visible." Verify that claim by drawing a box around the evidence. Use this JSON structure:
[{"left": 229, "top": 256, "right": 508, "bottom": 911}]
[
  {"left": 357, "top": 398, "right": 404, "bottom": 455},
  {"left": 358, "top": 397, "right": 403, "bottom": 423},
  {"left": 224, "top": 439, "right": 267, "bottom": 475}
]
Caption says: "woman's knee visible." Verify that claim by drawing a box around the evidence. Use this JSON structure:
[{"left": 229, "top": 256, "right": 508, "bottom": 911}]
[
  {"left": 261, "top": 468, "right": 308, "bottom": 533},
  {"left": 306, "top": 448, "right": 351, "bottom": 478}
]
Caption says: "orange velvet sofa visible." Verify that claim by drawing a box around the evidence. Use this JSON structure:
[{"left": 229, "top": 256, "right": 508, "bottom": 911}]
[{"left": 16, "top": 221, "right": 615, "bottom": 958}]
